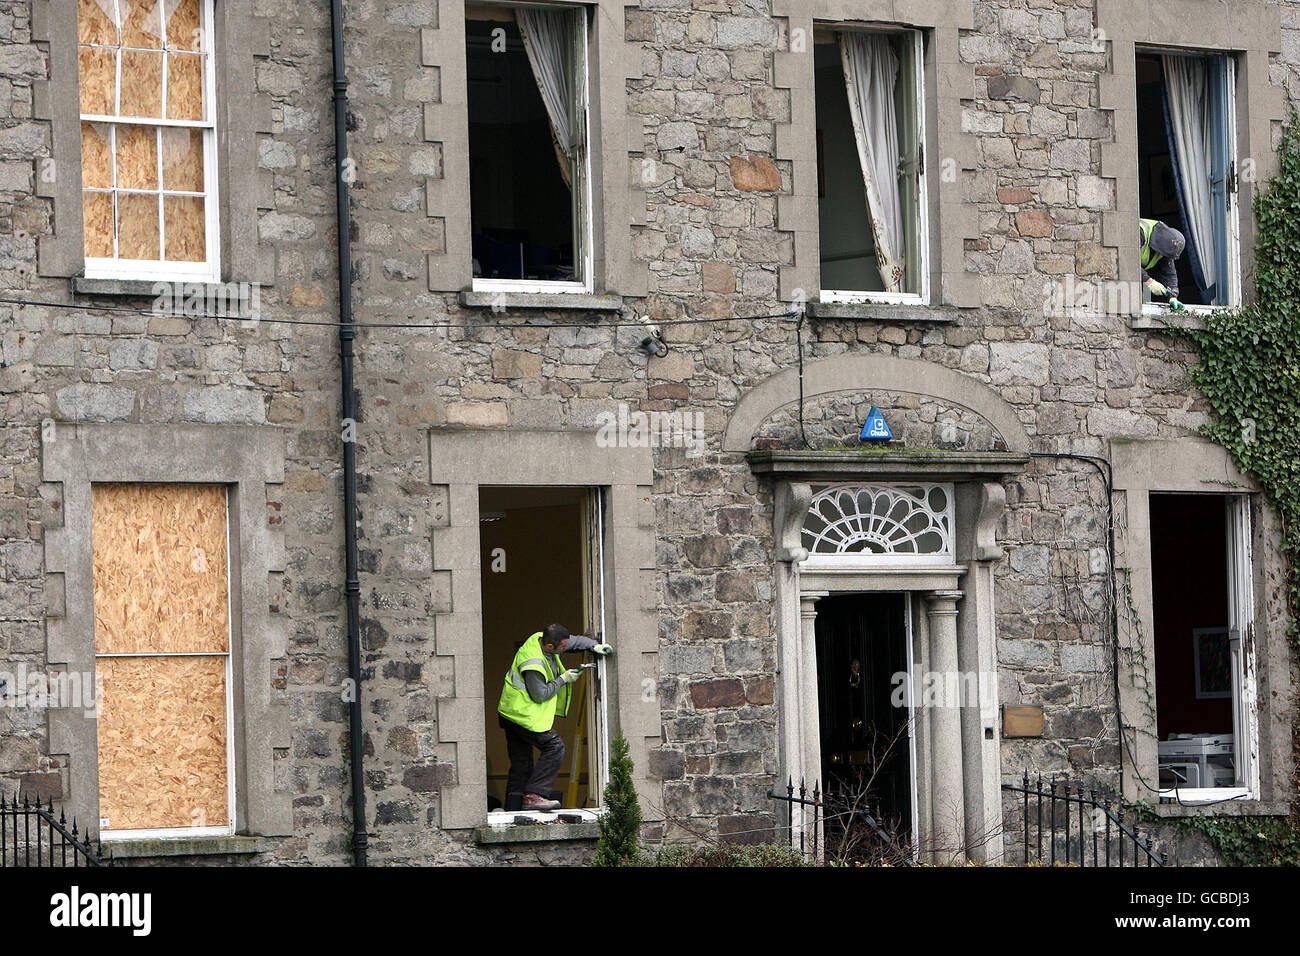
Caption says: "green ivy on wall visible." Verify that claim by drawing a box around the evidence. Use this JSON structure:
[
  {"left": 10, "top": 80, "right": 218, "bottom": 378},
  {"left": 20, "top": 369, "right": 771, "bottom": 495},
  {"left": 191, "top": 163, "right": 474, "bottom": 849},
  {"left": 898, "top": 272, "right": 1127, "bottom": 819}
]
[{"left": 1168, "top": 98, "right": 1300, "bottom": 867}]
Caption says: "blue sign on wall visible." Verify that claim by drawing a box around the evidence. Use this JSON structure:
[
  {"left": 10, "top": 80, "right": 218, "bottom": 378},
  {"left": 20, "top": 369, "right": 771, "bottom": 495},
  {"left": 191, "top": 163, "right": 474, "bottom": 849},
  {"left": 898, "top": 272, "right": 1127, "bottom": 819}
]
[{"left": 860, "top": 406, "right": 893, "bottom": 441}]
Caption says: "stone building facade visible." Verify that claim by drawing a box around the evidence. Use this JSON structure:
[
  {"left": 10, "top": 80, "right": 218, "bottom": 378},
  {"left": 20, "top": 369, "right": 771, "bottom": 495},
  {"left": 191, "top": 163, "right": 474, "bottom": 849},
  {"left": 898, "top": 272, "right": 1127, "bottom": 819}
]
[{"left": 0, "top": 0, "right": 1296, "bottom": 865}]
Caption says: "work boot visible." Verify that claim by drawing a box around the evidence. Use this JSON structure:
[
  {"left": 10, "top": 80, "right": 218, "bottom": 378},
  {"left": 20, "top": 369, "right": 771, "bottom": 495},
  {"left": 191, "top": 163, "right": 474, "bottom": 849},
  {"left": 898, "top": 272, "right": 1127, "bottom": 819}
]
[{"left": 522, "top": 792, "right": 560, "bottom": 811}]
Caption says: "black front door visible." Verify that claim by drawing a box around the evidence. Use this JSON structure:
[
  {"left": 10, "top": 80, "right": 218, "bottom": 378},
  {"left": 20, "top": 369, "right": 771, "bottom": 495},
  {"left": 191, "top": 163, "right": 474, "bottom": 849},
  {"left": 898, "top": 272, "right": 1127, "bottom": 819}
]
[{"left": 815, "top": 593, "right": 913, "bottom": 860}]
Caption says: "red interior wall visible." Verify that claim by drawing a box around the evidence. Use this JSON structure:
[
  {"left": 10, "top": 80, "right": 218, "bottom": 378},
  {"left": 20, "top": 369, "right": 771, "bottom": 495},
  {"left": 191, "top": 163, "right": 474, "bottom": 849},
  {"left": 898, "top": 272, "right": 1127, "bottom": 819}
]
[{"left": 1149, "top": 494, "right": 1233, "bottom": 739}]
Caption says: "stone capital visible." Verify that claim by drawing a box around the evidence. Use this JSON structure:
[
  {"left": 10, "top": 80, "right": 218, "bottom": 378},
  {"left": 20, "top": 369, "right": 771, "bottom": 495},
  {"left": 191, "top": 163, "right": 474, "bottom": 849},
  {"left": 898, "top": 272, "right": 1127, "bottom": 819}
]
[
  {"left": 925, "top": 590, "right": 964, "bottom": 617},
  {"left": 799, "top": 591, "right": 826, "bottom": 620}
]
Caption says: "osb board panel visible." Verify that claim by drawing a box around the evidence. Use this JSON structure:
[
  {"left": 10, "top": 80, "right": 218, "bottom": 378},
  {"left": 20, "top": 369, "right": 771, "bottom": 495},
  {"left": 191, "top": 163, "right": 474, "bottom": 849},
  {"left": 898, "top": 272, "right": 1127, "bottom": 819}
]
[
  {"left": 161, "top": 127, "right": 203, "bottom": 191},
  {"left": 164, "top": 196, "right": 206, "bottom": 262},
  {"left": 93, "top": 483, "right": 230, "bottom": 655},
  {"left": 167, "top": 0, "right": 202, "bottom": 49},
  {"left": 122, "top": 0, "right": 163, "bottom": 49},
  {"left": 116, "top": 124, "right": 157, "bottom": 189},
  {"left": 83, "top": 191, "right": 113, "bottom": 257},
  {"left": 78, "top": 45, "right": 115, "bottom": 115},
  {"left": 79, "top": 0, "right": 118, "bottom": 46},
  {"left": 81, "top": 122, "right": 112, "bottom": 189},
  {"left": 166, "top": 53, "right": 205, "bottom": 121},
  {"left": 120, "top": 49, "right": 163, "bottom": 117},
  {"left": 97, "top": 655, "right": 228, "bottom": 830},
  {"left": 115, "top": 192, "right": 159, "bottom": 260}
]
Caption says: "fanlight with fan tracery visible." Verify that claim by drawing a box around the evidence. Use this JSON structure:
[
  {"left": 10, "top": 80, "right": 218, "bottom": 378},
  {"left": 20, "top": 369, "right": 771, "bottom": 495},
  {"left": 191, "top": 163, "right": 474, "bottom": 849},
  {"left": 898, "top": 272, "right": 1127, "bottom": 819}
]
[{"left": 801, "top": 484, "right": 954, "bottom": 565}]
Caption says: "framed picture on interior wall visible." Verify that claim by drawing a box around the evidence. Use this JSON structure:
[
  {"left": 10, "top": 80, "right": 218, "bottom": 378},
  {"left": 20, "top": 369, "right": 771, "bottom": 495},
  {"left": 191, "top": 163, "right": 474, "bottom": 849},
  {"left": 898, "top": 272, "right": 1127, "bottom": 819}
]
[
  {"left": 1148, "top": 153, "right": 1180, "bottom": 218},
  {"left": 1193, "top": 627, "right": 1232, "bottom": 700}
]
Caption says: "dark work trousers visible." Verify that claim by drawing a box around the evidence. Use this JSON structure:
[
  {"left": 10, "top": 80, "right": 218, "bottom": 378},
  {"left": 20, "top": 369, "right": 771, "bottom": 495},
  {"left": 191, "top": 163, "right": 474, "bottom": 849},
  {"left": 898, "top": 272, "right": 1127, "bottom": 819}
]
[{"left": 500, "top": 716, "right": 566, "bottom": 798}]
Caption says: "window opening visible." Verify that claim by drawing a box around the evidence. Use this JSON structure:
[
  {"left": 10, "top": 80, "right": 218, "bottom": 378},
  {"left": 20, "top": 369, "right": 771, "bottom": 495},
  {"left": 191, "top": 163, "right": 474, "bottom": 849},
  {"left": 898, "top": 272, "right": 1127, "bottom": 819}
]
[
  {"left": 815, "top": 28, "right": 926, "bottom": 301},
  {"left": 91, "top": 483, "right": 234, "bottom": 838},
  {"left": 1150, "top": 493, "right": 1254, "bottom": 798},
  {"left": 480, "top": 485, "right": 607, "bottom": 820},
  {"left": 78, "top": 0, "right": 219, "bottom": 281},
  {"left": 466, "top": 3, "right": 591, "bottom": 290},
  {"left": 1136, "top": 50, "right": 1237, "bottom": 309}
]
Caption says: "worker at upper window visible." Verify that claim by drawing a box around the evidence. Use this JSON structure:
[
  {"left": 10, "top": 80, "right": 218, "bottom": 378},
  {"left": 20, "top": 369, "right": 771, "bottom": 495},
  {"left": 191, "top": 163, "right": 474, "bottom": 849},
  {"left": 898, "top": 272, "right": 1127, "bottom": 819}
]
[
  {"left": 1140, "top": 218, "right": 1187, "bottom": 312},
  {"left": 497, "top": 623, "right": 614, "bottom": 812}
]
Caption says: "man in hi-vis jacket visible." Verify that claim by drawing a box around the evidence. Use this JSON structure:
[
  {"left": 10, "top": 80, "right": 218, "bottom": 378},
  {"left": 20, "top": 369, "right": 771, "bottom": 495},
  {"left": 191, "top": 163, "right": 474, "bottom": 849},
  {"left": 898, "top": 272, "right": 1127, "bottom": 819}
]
[
  {"left": 497, "top": 623, "right": 613, "bottom": 811},
  {"left": 1140, "top": 217, "right": 1187, "bottom": 312}
]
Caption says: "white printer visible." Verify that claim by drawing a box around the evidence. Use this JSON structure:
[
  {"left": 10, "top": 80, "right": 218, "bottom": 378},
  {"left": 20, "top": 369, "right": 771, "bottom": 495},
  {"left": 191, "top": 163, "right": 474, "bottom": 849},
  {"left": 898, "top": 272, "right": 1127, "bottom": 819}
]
[{"left": 1158, "top": 734, "right": 1235, "bottom": 789}]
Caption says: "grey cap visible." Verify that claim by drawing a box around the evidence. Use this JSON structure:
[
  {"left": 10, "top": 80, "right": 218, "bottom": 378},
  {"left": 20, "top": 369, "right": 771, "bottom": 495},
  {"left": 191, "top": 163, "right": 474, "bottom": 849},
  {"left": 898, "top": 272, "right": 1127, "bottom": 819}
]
[{"left": 1150, "top": 222, "right": 1185, "bottom": 260}]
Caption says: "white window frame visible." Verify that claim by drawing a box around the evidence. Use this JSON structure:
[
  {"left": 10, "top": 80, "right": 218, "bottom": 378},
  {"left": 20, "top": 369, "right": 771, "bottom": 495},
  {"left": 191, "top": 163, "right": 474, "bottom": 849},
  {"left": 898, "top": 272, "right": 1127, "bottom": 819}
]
[
  {"left": 482, "top": 486, "right": 610, "bottom": 827},
  {"left": 1153, "top": 494, "right": 1258, "bottom": 806},
  {"left": 97, "top": 483, "right": 236, "bottom": 842},
  {"left": 468, "top": 2, "right": 595, "bottom": 296},
  {"left": 817, "top": 27, "right": 930, "bottom": 307},
  {"left": 1137, "top": 47, "right": 1240, "bottom": 318},
  {"left": 79, "top": 0, "right": 221, "bottom": 284}
]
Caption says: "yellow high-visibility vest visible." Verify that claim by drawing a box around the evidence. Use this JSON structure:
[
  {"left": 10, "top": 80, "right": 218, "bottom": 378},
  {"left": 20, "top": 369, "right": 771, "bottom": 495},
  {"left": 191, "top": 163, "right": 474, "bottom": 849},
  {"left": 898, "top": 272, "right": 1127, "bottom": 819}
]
[
  {"left": 1139, "top": 218, "right": 1161, "bottom": 271},
  {"left": 497, "top": 632, "right": 571, "bottom": 732}
]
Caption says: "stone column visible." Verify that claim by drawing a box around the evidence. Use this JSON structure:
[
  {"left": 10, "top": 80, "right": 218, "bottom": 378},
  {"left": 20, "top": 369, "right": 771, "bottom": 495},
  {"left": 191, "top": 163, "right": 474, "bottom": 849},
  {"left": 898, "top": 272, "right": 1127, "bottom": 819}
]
[
  {"left": 796, "top": 591, "right": 825, "bottom": 860},
  {"left": 773, "top": 482, "right": 811, "bottom": 792},
  {"left": 798, "top": 592, "right": 826, "bottom": 789},
  {"left": 926, "top": 589, "right": 966, "bottom": 864}
]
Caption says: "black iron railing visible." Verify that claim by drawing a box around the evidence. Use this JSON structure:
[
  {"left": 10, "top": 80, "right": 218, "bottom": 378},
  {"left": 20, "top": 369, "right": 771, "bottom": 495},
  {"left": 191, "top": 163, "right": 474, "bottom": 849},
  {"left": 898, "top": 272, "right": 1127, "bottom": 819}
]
[
  {"left": 768, "top": 778, "right": 820, "bottom": 859},
  {"left": 1, "top": 793, "right": 104, "bottom": 867},
  {"left": 1003, "top": 772, "right": 1165, "bottom": 867}
]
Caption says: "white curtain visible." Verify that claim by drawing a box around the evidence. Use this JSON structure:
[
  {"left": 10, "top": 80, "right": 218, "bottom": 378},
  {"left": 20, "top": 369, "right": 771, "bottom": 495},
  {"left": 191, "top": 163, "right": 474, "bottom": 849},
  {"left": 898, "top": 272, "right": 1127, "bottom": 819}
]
[
  {"left": 516, "top": 8, "right": 575, "bottom": 189},
  {"left": 840, "top": 32, "right": 905, "bottom": 293},
  {"left": 1162, "top": 54, "right": 1216, "bottom": 295}
]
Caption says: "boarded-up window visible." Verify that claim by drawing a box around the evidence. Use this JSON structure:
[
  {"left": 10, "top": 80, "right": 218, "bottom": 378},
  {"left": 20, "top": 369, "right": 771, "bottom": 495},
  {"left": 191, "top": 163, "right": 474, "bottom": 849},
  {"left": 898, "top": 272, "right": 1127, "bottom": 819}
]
[
  {"left": 77, "top": 0, "right": 217, "bottom": 279},
  {"left": 92, "top": 483, "right": 232, "bottom": 834}
]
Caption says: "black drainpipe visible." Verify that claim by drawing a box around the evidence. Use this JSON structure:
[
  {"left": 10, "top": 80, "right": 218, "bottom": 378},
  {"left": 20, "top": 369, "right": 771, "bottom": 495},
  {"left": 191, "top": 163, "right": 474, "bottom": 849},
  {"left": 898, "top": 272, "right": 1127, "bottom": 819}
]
[{"left": 330, "top": 0, "right": 367, "bottom": 867}]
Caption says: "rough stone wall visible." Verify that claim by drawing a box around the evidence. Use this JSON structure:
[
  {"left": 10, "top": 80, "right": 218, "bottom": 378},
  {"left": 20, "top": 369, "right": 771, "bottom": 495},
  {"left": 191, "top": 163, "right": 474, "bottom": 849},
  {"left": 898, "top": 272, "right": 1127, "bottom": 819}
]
[
  {"left": 754, "top": 390, "right": 1004, "bottom": 450},
  {"left": 0, "top": 0, "right": 47, "bottom": 801},
  {"left": 0, "top": 0, "right": 360, "bottom": 864},
  {"left": 0, "top": 0, "right": 1296, "bottom": 866}
]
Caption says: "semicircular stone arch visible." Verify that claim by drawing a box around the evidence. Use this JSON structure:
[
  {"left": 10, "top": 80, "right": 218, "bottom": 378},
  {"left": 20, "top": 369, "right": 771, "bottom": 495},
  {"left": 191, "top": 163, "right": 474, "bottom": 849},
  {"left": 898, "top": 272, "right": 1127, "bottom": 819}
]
[{"left": 723, "top": 354, "right": 1032, "bottom": 453}]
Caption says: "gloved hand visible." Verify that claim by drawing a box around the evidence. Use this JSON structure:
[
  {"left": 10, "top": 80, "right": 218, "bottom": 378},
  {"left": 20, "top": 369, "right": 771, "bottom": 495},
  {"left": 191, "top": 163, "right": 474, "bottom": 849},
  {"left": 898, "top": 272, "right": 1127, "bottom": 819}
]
[
  {"left": 1168, "top": 298, "right": 1186, "bottom": 313},
  {"left": 1145, "top": 278, "right": 1168, "bottom": 298},
  {"left": 592, "top": 643, "right": 614, "bottom": 656},
  {"left": 560, "top": 668, "right": 583, "bottom": 684}
]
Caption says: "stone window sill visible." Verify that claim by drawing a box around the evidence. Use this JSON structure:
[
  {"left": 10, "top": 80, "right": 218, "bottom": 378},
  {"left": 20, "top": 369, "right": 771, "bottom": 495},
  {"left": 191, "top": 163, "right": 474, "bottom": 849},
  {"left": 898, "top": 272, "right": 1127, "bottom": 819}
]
[
  {"left": 72, "top": 277, "right": 266, "bottom": 299},
  {"left": 1146, "top": 800, "right": 1290, "bottom": 819},
  {"left": 71, "top": 277, "right": 174, "bottom": 298},
  {"left": 101, "top": 835, "right": 274, "bottom": 860},
  {"left": 1129, "top": 312, "right": 1206, "bottom": 332},
  {"left": 458, "top": 290, "right": 624, "bottom": 313},
  {"left": 473, "top": 821, "right": 601, "bottom": 845},
  {"left": 808, "top": 301, "right": 958, "bottom": 323}
]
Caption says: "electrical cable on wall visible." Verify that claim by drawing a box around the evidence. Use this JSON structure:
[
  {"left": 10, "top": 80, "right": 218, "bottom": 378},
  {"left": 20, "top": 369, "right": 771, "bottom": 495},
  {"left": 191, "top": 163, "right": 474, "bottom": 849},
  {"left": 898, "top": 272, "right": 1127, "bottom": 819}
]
[
  {"left": 1027, "top": 451, "right": 1247, "bottom": 809},
  {"left": 0, "top": 295, "right": 800, "bottom": 332},
  {"left": 794, "top": 306, "right": 814, "bottom": 451}
]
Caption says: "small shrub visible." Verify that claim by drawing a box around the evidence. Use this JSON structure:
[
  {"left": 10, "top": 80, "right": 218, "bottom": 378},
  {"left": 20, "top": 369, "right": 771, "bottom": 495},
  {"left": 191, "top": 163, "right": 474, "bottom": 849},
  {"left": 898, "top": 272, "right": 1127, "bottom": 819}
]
[{"left": 592, "top": 735, "right": 641, "bottom": 866}]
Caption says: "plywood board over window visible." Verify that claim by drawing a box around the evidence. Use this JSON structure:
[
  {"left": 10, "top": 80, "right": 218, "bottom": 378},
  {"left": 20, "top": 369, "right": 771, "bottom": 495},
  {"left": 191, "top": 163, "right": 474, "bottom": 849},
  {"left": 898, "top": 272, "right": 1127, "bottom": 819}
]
[
  {"left": 91, "top": 483, "right": 233, "bottom": 836},
  {"left": 76, "top": 0, "right": 218, "bottom": 281}
]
